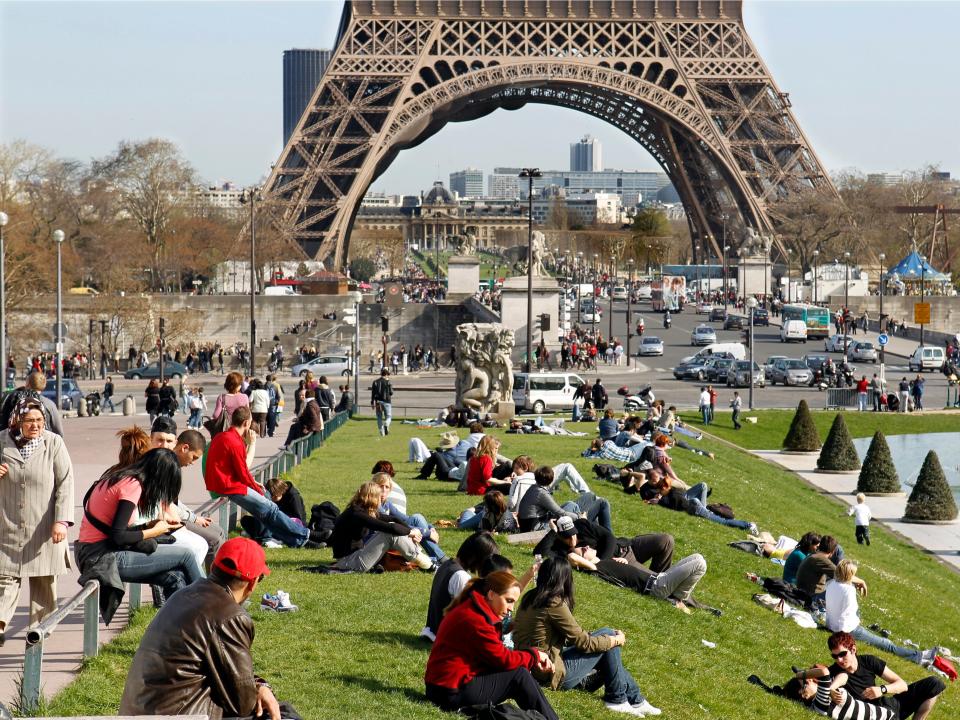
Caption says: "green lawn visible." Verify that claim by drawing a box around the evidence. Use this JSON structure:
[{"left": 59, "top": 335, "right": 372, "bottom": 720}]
[{"left": 44, "top": 418, "right": 960, "bottom": 719}]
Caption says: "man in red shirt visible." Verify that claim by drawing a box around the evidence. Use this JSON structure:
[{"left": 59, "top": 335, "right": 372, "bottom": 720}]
[
  {"left": 205, "top": 407, "right": 322, "bottom": 548},
  {"left": 856, "top": 375, "right": 870, "bottom": 412}
]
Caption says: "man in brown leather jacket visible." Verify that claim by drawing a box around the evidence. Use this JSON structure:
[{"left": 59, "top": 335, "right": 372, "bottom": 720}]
[{"left": 119, "top": 538, "right": 283, "bottom": 719}]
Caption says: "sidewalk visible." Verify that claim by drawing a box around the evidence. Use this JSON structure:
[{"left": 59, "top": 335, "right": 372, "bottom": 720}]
[
  {"left": 0, "top": 410, "right": 290, "bottom": 707},
  {"left": 754, "top": 450, "right": 960, "bottom": 574}
]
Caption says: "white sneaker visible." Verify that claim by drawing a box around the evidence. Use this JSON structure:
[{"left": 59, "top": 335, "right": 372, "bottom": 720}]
[
  {"left": 263, "top": 539, "right": 284, "bottom": 549},
  {"left": 605, "top": 700, "right": 645, "bottom": 716},
  {"left": 275, "top": 590, "right": 299, "bottom": 612},
  {"left": 920, "top": 648, "right": 937, "bottom": 667},
  {"left": 633, "top": 700, "right": 661, "bottom": 716}
]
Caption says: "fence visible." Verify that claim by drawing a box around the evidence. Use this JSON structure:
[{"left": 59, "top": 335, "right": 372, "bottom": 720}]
[
  {"left": 18, "top": 410, "right": 352, "bottom": 714},
  {"left": 825, "top": 388, "right": 878, "bottom": 409}
]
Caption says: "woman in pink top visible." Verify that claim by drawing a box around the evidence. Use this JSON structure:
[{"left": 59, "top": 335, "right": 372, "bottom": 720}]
[{"left": 212, "top": 371, "right": 250, "bottom": 424}]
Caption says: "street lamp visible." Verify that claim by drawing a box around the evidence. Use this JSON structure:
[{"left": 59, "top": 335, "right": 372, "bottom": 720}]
[
  {"left": 786, "top": 248, "right": 793, "bottom": 303},
  {"left": 53, "top": 229, "right": 65, "bottom": 412},
  {"left": 813, "top": 249, "right": 820, "bottom": 304},
  {"left": 592, "top": 253, "right": 599, "bottom": 339},
  {"left": 519, "top": 168, "right": 542, "bottom": 372},
  {"left": 240, "top": 187, "right": 261, "bottom": 373},
  {"left": 576, "top": 251, "right": 584, "bottom": 325},
  {"left": 0, "top": 211, "right": 7, "bottom": 389},
  {"left": 722, "top": 244, "right": 729, "bottom": 311},
  {"left": 608, "top": 255, "right": 615, "bottom": 346},
  {"left": 843, "top": 251, "right": 850, "bottom": 356},
  {"left": 627, "top": 258, "right": 635, "bottom": 367},
  {"left": 878, "top": 252, "right": 886, "bottom": 328},
  {"left": 920, "top": 254, "right": 927, "bottom": 346},
  {"left": 694, "top": 243, "right": 700, "bottom": 301},
  {"left": 747, "top": 296, "right": 758, "bottom": 410}
]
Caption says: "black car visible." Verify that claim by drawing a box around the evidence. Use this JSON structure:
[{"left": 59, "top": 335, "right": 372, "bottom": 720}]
[
  {"left": 723, "top": 314, "right": 744, "bottom": 330},
  {"left": 752, "top": 307, "right": 770, "bottom": 326},
  {"left": 709, "top": 307, "right": 726, "bottom": 322},
  {"left": 705, "top": 357, "right": 736, "bottom": 382}
]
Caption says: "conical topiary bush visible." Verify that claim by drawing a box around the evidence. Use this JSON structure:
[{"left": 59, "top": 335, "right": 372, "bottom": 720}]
[
  {"left": 817, "top": 414, "right": 861, "bottom": 471},
  {"left": 903, "top": 450, "right": 959, "bottom": 522},
  {"left": 782, "top": 400, "right": 821, "bottom": 452},
  {"left": 857, "top": 431, "right": 902, "bottom": 494}
]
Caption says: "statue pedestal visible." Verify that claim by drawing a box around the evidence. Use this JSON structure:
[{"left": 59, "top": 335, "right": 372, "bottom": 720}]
[
  {"left": 737, "top": 254, "right": 771, "bottom": 300},
  {"left": 499, "top": 275, "right": 561, "bottom": 363},
  {"left": 491, "top": 400, "right": 516, "bottom": 421},
  {"left": 447, "top": 255, "right": 481, "bottom": 296}
]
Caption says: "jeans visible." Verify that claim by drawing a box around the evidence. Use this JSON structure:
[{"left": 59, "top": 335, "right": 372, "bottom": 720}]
[
  {"left": 732, "top": 408, "right": 741, "bottom": 428},
  {"left": 419, "top": 451, "right": 456, "bottom": 481},
  {"left": 562, "top": 492, "right": 612, "bottom": 532},
  {"left": 858, "top": 392, "right": 868, "bottom": 411},
  {"left": 103, "top": 395, "right": 115, "bottom": 413},
  {"left": 552, "top": 463, "right": 591, "bottom": 494},
  {"left": 387, "top": 509, "right": 445, "bottom": 562},
  {"left": 376, "top": 402, "right": 392, "bottom": 435},
  {"left": 458, "top": 507, "right": 484, "bottom": 530},
  {"left": 228, "top": 488, "right": 309, "bottom": 547},
  {"left": 188, "top": 408, "right": 202, "bottom": 428},
  {"left": 561, "top": 628, "right": 646, "bottom": 705},
  {"left": 266, "top": 408, "right": 279, "bottom": 437},
  {"left": 700, "top": 405, "right": 710, "bottom": 425},
  {"left": 647, "top": 553, "right": 708, "bottom": 602},
  {"left": 114, "top": 544, "right": 203, "bottom": 601},
  {"left": 853, "top": 624, "right": 921, "bottom": 663},
  {"left": 334, "top": 532, "right": 421, "bottom": 573}
]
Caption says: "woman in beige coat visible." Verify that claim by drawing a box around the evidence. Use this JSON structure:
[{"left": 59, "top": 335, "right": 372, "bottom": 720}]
[{"left": 0, "top": 399, "right": 74, "bottom": 643}]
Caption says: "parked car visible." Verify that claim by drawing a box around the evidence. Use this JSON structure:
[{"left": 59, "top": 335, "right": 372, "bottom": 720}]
[
  {"left": 705, "top": 357, "right": 736, "bottom": 382},
  {"left": 846, "top": 341, "right": 877, "bottom": 364},
  {"left": 512, "top": 372, "right": 585, "bottom": 413},
  {"left": 611, "top": 286, "right": 628, "bottom": 301},
  {"left": 691, "top": 325, "right": 717, "bottom": 346},
  {"left": 42, "top": 378, "right": 83, "bottom": 411},
  {"left": 291, "top": 354, "right": 353, "bottom": 378},
  {"left": 723, "top": 314, "right": 744, "bottom": 330},
  {"left": 780, "top": 320, "right": 808, "bottom": 343},
  {"left": 751, "top": 307, "right": 770, "bottom": 326},
  {"left": 726, "top": 360, "right": 765, "bottom": 388},
  {"left": 709, "top": 307, "right": 727, "bottom": 322},
  {"left": 908, "top": 345, "right": 946, "bottom": 372},
  {"left": 696, "top": 302, "right": 714, "bottom": 315},
  {"left": 768, "top": 358, "right": 813, "bottom": 386},
  {"left": 124, "top": 361, "right": 188, "bottom": 380},
  {"left": 824, "top": 334, "right": 853, "bottom": 352},
  {"left": 638, "top": 336, "right": 664, "bottom": 356}
]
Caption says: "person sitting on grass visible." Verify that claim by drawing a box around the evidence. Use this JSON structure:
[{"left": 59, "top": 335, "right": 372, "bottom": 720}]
[
  {"left": 371, "top": 459, "right": 407, "bottom": 514},
  {"left": 782, "top": 532, "right": 821, "bottom": 585},
  {"left": 416, "top": 430, "right": 471, "bottom": 481},
  {"left": 612, "top": 417, "right": 647, "bottom": 447},
  {"left": 517, "top": 465, "right": 613, "bottom": 533},
  {"left": 424, "top": 571, "right": 559, "bottom": 720},
  {"left": 374, "top": 472, "right": 446, "bottom": 563},
  {"left": 329, "top": 480, "right": 434, "bottom": 573},
  {"left": 639, "top": 469, "right": 759, "bottom": 534},
  {"left": 598, "top": 409, "right": 620, "bottom": 440},
  {"left": 795, "top": 536, "right": 863, "bottom": 611},
  {"left": 513, "top": 556, "right": 661, "bottom": 717},
  {"left": 421, "top": 532, "right": 500, "bottom": 642},
  {"left": 466, "top": 436, "right": 512, "bottom": 495}
]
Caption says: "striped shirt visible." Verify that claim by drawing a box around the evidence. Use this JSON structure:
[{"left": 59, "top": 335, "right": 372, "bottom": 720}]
[{"left": 813, "top": 677, "right": 895, "bottom": 720}]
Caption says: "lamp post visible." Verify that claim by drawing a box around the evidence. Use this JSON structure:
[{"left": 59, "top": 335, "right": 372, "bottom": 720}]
[
  {"left": 53, "top": 229, "right": 65, "bottom": 411},
  {"left": 519, "top": 168, "right": 542, "bottom": 371},
  {"left": 878, "top": 252, "right": 885, "bottom": 328},
  {"left": 722, "top": 244, "right": 729, "bottom": 312},
  {"left": 576, "top": 251, "right": 583, "bottom": 325},
  {"left": 786, "top": 248, "right": 793, "bottom": 303},
  {"left": 349, "top": 290, "right": 362, "bottom": 413},
  {"left": 240, "top": 187, "right": 260, "bottom": 373},
  {"left": 920, "top": 254, "right": 927, "bottom": 347},
  {"left": 694, "top": 244, "right": 701, "bottom": 301},
  {"left": 0, "top": 211, "right": 7, "bottom": 388},
  {"left": 592, "top": 252, "right": 599, "bottom": 339},
  {"left": 747, "top": 296, "right": 757, "bottom": 410},
  {"left": 813, "top": 249, "right": 820, "bottom": 304},
  {"left": 608, "top": 255, "right": 615, "bottom": 346},
  {"left": 843, "top": 251, "right": 850, "bottom": 356},
  {"left": 626, "top": 258, "right": 634, "bottom": 367}
]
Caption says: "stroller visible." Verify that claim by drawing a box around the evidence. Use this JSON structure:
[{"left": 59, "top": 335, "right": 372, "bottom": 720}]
[{"left": 886, "top": 392, "right": 900, "bottom": 412}]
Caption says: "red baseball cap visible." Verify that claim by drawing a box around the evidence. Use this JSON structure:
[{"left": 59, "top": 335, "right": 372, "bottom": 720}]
[{"left": 213, "top": 537, "right": 270, "bottom": 583}]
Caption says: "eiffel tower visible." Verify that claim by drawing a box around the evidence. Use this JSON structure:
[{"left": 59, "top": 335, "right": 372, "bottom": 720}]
[{"left": 264, "top": 0, "right": 834, "bottom": 267}]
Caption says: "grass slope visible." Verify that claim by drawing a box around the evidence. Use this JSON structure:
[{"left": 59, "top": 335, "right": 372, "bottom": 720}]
[{"left": 46, "top": 418, "right": 960, "bottom": 720}]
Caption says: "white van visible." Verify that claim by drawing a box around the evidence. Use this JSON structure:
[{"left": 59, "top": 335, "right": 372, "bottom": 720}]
[
  {"left": 680, "top": 343, "right": 746, "bottom": 364},
  {"left": 780, "top": 320, "right": 808, "bottom": 343},
  {"left": 908, "top": 345, "right": 945, "bottom": 372},
  {"left": 263, "top": 285, "right": 297, "bottom": 296},
  {"left": 513, "top": 372, "right": 585, "bottom": 413}
]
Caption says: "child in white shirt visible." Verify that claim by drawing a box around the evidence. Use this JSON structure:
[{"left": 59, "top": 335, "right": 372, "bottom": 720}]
[{"left": 848, "top": 492, "right": 872, "bottom": 545}]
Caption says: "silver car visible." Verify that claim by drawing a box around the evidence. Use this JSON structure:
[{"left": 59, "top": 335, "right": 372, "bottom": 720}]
[
  {"left": 291, "top": 354, "right": 353, "bottom": 377},
  {"left": 768, "top": 358, "right": 813, "bottom": 386},
  {"left": 726, "top": 360, "right": 765, "bottom": 388},
  {"left": 824, "top": 334, "right": 853, "bottom": 352},
  {"left": 691, "top": 325, "right": 717, "bottom": 346},
  {"left": 638, "top": 336, "right": 664, "bottom": 356},
  {"left": 764, "top": 355, "right": 788, "bottom": 376},
  {"left": 846, "top": 341, "right": 877, "bottom": 364}
]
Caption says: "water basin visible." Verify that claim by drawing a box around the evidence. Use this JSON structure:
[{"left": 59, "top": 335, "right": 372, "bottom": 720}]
[{"left": 853, "top": 432, "right": 960, "bottom": 501}]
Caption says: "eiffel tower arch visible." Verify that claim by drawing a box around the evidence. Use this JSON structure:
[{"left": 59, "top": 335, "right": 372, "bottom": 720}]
[{"left": 263, "top": 0, "right": 835, "bottom": 268}]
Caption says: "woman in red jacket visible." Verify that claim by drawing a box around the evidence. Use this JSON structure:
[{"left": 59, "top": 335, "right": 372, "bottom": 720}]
[{"left": 425, "top": 571, "right": 559, "bottom": 719}]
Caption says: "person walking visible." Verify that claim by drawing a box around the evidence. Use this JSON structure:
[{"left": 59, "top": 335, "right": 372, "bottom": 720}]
[
  {"left": 730, "top": 391, "right": 742, "bottom": 430},
  {"left": 102, "top": 376, "right": 116, "bottom": 414},
  {"left": 371, "top": 368, "right": 394, "bottom": 436}
]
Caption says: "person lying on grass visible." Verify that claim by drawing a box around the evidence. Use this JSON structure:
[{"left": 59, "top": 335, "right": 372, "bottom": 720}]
[
  {"left": 424, "top": 571, "right": 560, "bottom": 720},
  {"left": 513, "top": 556, "right": 661, "bottom": 718},
  {"left": 638, "top": 468, "right": 759, "bottom": 534},
  {"left": 517, "top": 465, "right": 612, "bottom": 533}
]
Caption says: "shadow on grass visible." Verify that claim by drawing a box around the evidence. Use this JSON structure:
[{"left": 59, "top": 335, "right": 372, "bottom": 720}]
[
  {"left": 337, "top": 628, "right": 433, "bottom": 654},
  {"left": 331, "top": 673, "right": 428, "bottom": 704}
]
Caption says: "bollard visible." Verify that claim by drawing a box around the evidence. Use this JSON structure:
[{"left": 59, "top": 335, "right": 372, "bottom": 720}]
[
  {"left": 77, "top": 396, "right": 88, "bottom": 417},
  {"left": 123, "top": 395, "right": 135, "bottom": 416}
]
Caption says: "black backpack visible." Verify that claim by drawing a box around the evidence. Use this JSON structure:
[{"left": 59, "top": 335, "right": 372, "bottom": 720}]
[
  {"left": 308, "top": 501, "right": 341, "bottom": 542},
  {"left": 464, "top": 703, "right": 548, "bottom": 720}
]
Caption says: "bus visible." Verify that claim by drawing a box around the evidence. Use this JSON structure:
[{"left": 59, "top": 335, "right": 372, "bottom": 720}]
[{"left": 781, "top": 304, "right": 831, "bottom": 339}]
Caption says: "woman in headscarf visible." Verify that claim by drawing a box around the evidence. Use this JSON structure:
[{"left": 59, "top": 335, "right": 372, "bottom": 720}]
[{"left": 0, "top": 399, "right": 74, "bottom": 643}]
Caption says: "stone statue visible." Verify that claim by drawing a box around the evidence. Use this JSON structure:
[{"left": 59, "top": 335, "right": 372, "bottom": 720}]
[
  {"left": 450, "top": 231, "right": 476, "bottom": 256},
  {"left": 454, "top": 323, "right": 515, "bottom": 415},
  {"left": 499, "top": 234, "right": 554, "bottom": 275},
  {"left": 742, "top": 227, "right": 762, "bottom": 256},
  {"left": 530, "top": 230, "right": 548, "bottom": 276}
]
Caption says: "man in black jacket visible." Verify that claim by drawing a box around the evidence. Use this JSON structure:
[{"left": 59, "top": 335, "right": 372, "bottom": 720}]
[{"left": 371, "top": 368, "right": 393, "bottom": 436}]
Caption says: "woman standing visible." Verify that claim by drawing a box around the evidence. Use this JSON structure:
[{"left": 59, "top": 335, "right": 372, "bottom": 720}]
[
  {"left": 211, "top": 371, "right": 250, "bottom": 427},
  {"left": 248, "top": 379, "right": 269, "bottom": 438},
  {"left": 425, "top": 571, "right": 558, "bottom": 719},
  {"left": 144, "top": 379, "right": 161, "bottom": 424},
  {"left": 0, "top": 400, "right": 74, "bottom": 642},
  {"left": 513, "top": 557, "right": 659, "bottom": 717}
]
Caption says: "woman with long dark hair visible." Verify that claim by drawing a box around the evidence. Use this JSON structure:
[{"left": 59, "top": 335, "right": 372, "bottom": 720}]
[
  {"left": 75, "top": 448, "right": 203, "bottom": 614},
  {"left": 513, "top": 557, "right": 660, "bottom": 717}
]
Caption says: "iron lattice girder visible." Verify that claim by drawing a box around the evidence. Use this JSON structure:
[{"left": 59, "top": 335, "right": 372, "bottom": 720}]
[{"left": 261, "top": 0, "right": 834, "bottom": 265}]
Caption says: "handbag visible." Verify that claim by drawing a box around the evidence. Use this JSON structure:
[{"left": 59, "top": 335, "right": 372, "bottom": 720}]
[
  {"left": 203, "top": 394, "right": 229, "bottom": 438},
  {"left": 82, "top": 482, "right": 158, "bottom": 555}
]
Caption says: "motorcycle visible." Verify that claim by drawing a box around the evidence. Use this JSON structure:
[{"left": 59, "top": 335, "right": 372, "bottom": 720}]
[
  {"left": 85, "top": 391, "right": 101, "bottom": 416},
  {"left": 663, "top": 311, "right": 672, "bottom": 329},
  {"left": 620, "top": 385, "right": 656, "bottom": 413}
]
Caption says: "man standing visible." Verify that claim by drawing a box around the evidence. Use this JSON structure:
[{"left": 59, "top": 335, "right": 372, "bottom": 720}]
[
  {"left": 102, "top": 376, "right": 116, "bottom": 414},
  {"left": 119, "top": 538, "right": 295, "bottom": 719},
  {"left": 730, "top": 391, "right": 742, "bottom": 430},
  {"left": 591, "top": 377, "right": 608, "bottom": 411},
  {"left": 698, "top": 386, "right": 711, "bottom": 425},
  {"left": 871, "top": 374, "right": 882, "bottom": 412},
  {"left": 371, "top": 368, "right": 393, "bottom": 436},
  {"left": 856, "top": 375, "right": 869, "bottom": 412},
  {"left": 898, "top": 377, "right": 910, "bottom": 413}
]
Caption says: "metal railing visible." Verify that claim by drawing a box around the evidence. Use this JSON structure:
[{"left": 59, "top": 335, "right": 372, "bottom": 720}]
[
  {"left": 825, "top": 387, "right": 875, "bottom": 409},
  {"left": 17, "top": 410, "right": 353, "bottom": 713}
]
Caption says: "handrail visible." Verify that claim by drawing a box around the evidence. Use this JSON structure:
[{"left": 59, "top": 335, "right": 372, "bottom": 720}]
[{"left": 18, "top": 411, "right": 354, "bottom": 713}]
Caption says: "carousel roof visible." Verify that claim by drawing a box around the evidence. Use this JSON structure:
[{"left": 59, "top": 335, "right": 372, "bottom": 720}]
[{"left": 885, "top": 250, "right": 950, "bottom": 281}]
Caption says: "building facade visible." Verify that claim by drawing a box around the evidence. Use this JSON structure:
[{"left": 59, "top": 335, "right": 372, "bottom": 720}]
[
  {"left": 283, "top": 48, "right": 332, "bottom": 145},
  {"left": 570, "top": 135, "right": 602, "bottom": 172},
  {"left": 449, "top": 168, "right": 484, "bottom": 198}
]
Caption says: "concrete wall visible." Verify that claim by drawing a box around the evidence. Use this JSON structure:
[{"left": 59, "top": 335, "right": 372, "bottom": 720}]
[{"left": 827, "top": 294, "right": 960, "bottom": 335}]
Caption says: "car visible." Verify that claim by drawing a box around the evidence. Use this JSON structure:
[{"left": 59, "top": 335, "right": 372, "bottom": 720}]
[
  {"left": 611, "top": 286, "right": 628, "bottom": 301},
  {"left": 634, "top": 285, "right": 653, "bottom": 300},
  {"left": 801, "top": 354, "right": 829, "bottom": 379},
  {"left": 690, "top": 325, "right": 717, "bottom": 346},
  {"left": 68, "top": 286, "right": 99, "bottom": 296},
  {"left": 846, "top": 341, "right": 877, "bottom": 364},
  {"left": 638, "top": 336, "right": 664, "bottom": 356},
  {"left": 908, "top": 345, "right": 946, "bottom": 372},
  {"left": 579, "top": 301, "right": 602, "bottom": 323},
  {"left": 723, "top": 314, "right": 744, "bottom": 330},
  {"left": 726, "top": 360, "right": 765, "bottom": 388},
  {"left": 709, "top": 307, "right": 726, "bottom": 322},
  {"left": 751, "top": 307, "right": 770, "bottom": 326},
  {"left": 764, "top": 355, "right": 788, "bottom": 376},
  {"left": 768, "top": 358, "right": 813, "bottom": 386},
  {"left": 124, "top": 361, "right": 188, "bottom": 380},
  {"left": 42, "top": 378, "right": 83, "bottom": 411},
  {"left": 674, "top": 351, "right": 734, "bottom": 380},
  {"left": 290, "top": 354, "right": 353, "bottom": 378},
  {"left": 696, "top": 302, "right": 714, "bottom": 315},
  {"left": 824, "top": 334, "right": 853, "bottom": 352},
  {"left": 705, "top": 357, "right": 736, "bottom": 382}
]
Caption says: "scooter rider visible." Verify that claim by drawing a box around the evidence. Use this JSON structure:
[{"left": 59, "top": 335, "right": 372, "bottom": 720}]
[{"left": 663, "top": 311, "right": 672, "bottom": 329}]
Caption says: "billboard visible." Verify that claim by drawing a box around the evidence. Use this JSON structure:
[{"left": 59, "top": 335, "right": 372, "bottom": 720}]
[{"left": 651, "top": 276, "right": 686, "bottom": 311}]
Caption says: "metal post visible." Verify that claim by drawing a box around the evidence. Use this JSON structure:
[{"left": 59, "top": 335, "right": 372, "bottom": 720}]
[
  {"left": 519, "top": 168, "right": 541, "bottom": 372},
  {"left": 88, "top": 318, "right": 94, "bottom": 380},
  {"left": 592, "top": 253, "right": 598, "bottom": 340},
  {"left": 722, "top": 245, "right": 728, "bottom": 312},
  {"left": 0, "top": 212, "right": 7, "bottom": 388},
  {"left": 21, "top": 639, "right": 42, "bottom": 713},
  {"left": 749, "top": 310, "right": 755, "bottom": 410},
  {"left": 354, "top": 299, "right": 360, "bottom": 413},
  {"left": 576, "top": 252, "right": 583, "bottom": 325},
  {"left": 249, "top": 189, "right": 257, "bottom": 375},
  {"left": 813, "top": 250, "right": 819, "bottom": 304},
  {"left": 608, "top": 256, "right": 614, "bottom": 347},
  {"left": 54, "top": 229, "right": 64, "bottom": 412},
  {"left": 844, "top": 251, "right": 850, "bottom": 356},
  {"left": 921, "top": 261, "right": 926, "bottom": 346},
  {"left": 83, "top": 585, "right": 100, "bottom": 657},
  {"left": 879, "top": 253, "right": 885, "bottom": 327},
  {"left": 626, "top": 259, "right": 633, "bottom": 367}
]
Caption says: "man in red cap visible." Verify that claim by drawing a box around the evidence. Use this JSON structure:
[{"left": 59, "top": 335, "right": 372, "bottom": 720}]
[{"left": 119, "top": 537, "right": 289, "bottom": 719}]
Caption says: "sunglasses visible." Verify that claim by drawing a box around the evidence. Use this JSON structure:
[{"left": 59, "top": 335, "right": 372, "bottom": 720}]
[{"left": 830, "top": 650, "right": 850, "bottom": 660}]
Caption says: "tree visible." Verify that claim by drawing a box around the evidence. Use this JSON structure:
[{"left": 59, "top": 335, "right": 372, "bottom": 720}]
[
  {"left": 903, "top": 450, "right": 958, "bottom": 522},
  {"left": 771, "top": 188, "right": 850, "bottom": 278},
  {"left": 857, "top": 431, "right": 902, "bottom": 494},
  {"left": 782, "top": 400, "right": 821, "bottom": 451},
  {"left": 630, "top": 209, "right": 672, "bottom": 271},
  {"left": 349, "top": 257, "right": 376, "bottom": 282},
  {"left": 817, "top": 414, "right": 861, "bottom": 471}
]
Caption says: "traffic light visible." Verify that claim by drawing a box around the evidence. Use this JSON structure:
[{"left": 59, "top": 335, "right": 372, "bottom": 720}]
[
  {"left": 381, "top": 316, "right": 389, "bottom": 332},
  {"left": 159, "top": 317, "right": 166, "bottom": 334},
  {"left": 539, "top": 313, "right": 551, "bottom": 332}
]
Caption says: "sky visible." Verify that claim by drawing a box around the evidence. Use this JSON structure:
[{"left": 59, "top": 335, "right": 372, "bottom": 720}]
[{"left": 3, "top": 0, "right": 960, "bottom": 194}]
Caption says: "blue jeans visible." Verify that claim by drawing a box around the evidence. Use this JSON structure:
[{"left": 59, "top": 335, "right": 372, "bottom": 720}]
[
  {"left": 700, "top": 405, "right": 710, "bottom": 425},
  {"left": 853, "top": 624, "right": 922, "bottom": 663},
  {"left": 376, "top": 402, "right": 392, "bottom": 435},
  {"left": 228, "top": 488, "right": 309, "bottom": 547},
  {"left": 103, "top": 395, "right": 115, "bottom": 413},
  {"left": 115, "top": 544, "right": 203, "bottom": 601},
  {"left": 561, "top": 628, "right": 646, "bottom": 705},
  {"left": 562, "top": 492, "right": 612, "bottom": 532},
  {"left": 188, "top": 408, "right": 202, "bottom": 428},
  {"left": 458, "top": 507, "right": 484, "bottom": 530},
  {"left": 685, "top": 483, "right": 752, "bottom": 529}
]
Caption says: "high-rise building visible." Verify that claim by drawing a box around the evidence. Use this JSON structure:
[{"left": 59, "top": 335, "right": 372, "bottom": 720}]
[
  {"left": 283, "top": 49, "right": 332, "bottom": 145},
  {"left": 488, "top": 168, "right": 523, "bottom": 198},
  {"left": 449, "top": 168, "right": 484, "bottom": 198},
  {"left": 570, "top": 135, "right": 602, "bottom": 172}
]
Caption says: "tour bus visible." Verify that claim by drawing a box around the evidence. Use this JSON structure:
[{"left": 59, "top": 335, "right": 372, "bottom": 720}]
[{"left": 781, "top": 303, "right": 830, "bottom": 339}]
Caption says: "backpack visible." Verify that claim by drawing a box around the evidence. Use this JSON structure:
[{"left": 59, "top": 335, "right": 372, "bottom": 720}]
[
  {"left": 308, "top": 501, "right": 341, "bottom": 543},
  {"left": 707, "top": 502, "right": 735, "bottom": 519},
  {"left": 463, "top": 703, "right": 548, "bottom": 720},
  {"left": 592, "top": 463, "right": 620, "bottom": 482}
]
